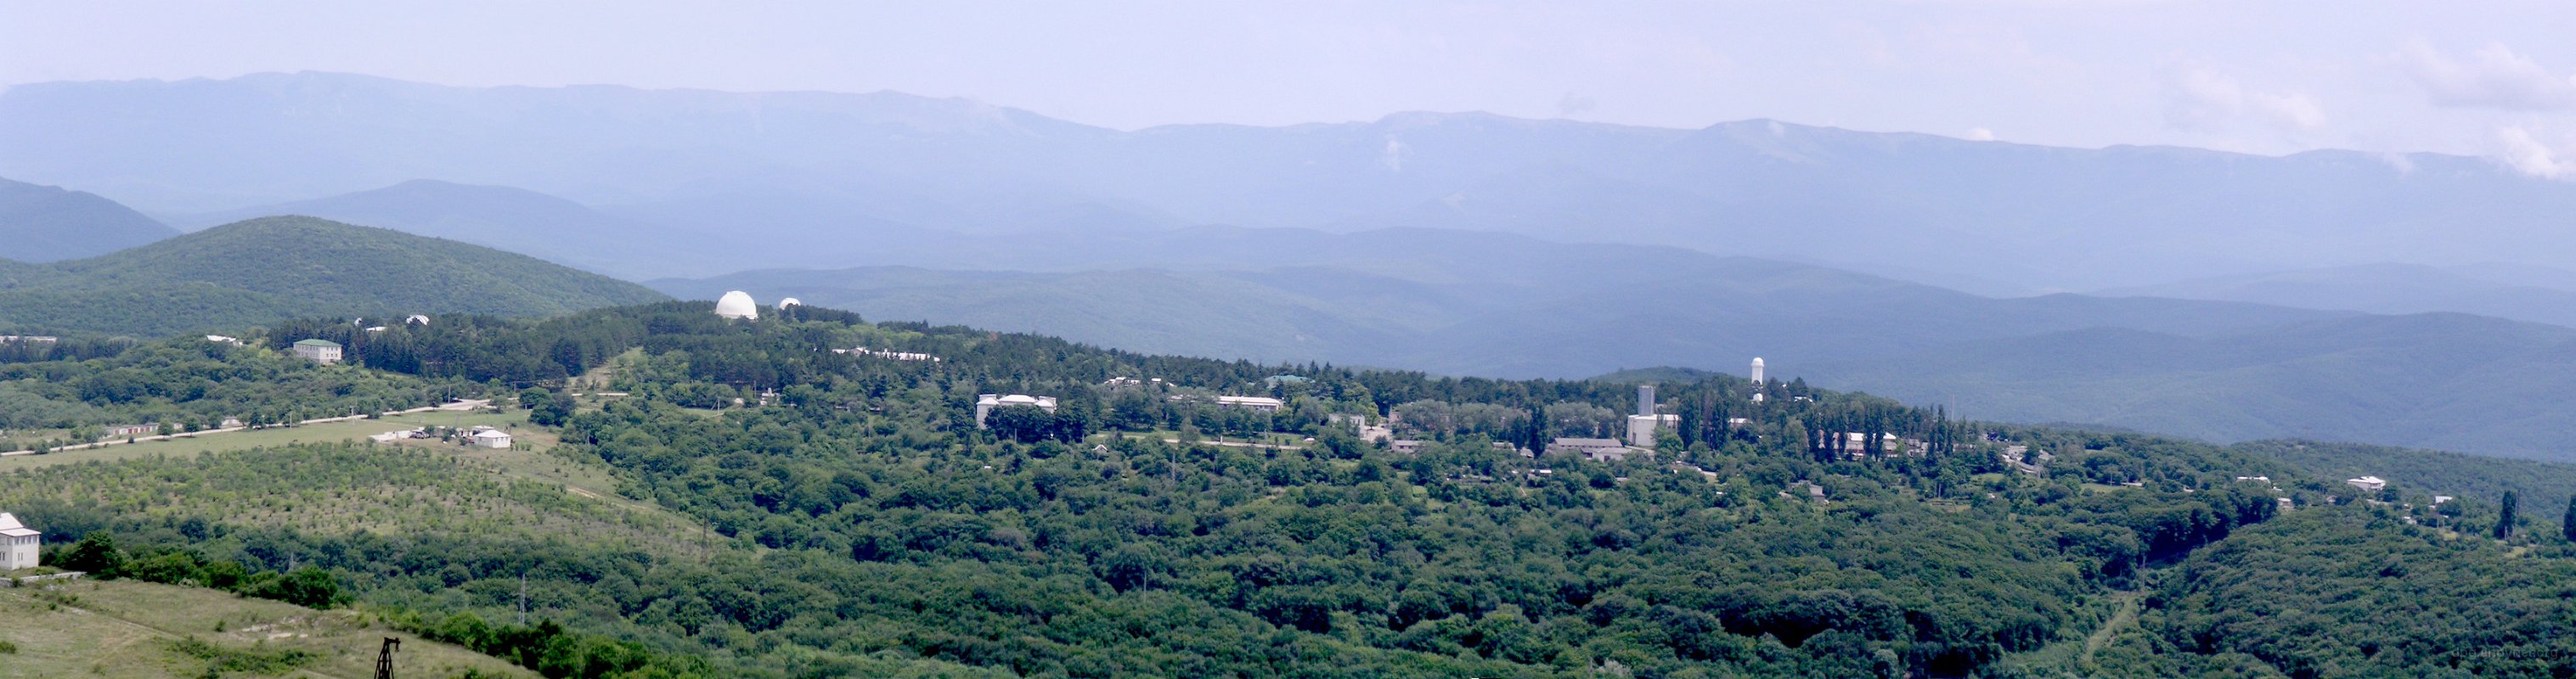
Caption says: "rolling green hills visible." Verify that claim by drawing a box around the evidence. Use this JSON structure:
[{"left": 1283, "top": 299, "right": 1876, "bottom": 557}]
[
  {"left": 0, "top": 216, "right": 668, "bottom": 336},
  {"left": 0, "top": 177, "right": 177, "bottom": 262}
]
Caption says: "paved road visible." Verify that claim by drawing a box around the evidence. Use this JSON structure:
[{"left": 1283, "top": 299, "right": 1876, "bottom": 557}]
[{"left": 0, "top": 399, "right": 493, "bottom": 457}]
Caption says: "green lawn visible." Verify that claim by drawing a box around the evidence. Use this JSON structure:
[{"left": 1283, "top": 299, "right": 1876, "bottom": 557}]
[{"left": 0, "top": 411, "right": 532, "bottom": 473}]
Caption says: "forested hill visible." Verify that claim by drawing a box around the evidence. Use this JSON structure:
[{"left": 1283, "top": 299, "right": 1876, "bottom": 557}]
[
  {"left": 8, "top": 300, "right": 2573, "bottom": 677},
  {"left": 0, "top": 176, "right": 177, "bottom": 262},
  {"left": 0, "top": 216, "right": 668, "bottom": 335}
]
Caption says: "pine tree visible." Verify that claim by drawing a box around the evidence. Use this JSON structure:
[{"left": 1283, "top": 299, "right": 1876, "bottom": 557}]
[{"left": 2495, "top": 491, "right": 2519, "bottom": 540}]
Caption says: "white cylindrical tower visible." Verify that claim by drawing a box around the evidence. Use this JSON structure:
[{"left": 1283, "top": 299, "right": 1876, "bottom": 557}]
[{"left": 1750, "top": 356, "right": 1766, "bottom": 383}]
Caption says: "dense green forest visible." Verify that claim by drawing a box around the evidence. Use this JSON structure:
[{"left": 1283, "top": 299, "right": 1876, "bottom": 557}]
[
  {"left": 0, "top": 216, "right": 668, "bottom": 335},
  {"left": 3, "top": 300, "right": 2571, "bottom": 677}
]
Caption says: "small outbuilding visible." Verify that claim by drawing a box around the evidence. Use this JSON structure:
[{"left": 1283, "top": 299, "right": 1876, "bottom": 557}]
[{"left": 472, "top": 429, "right": 514, "bottom": 449}]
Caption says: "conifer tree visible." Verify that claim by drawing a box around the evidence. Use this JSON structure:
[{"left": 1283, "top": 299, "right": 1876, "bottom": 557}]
[
  {"left": 2561, "top": 495, "right": 2576, "bottom": 542},
  {"left": 2495, "top": 491, "right": 2519, "bottom": 540}
]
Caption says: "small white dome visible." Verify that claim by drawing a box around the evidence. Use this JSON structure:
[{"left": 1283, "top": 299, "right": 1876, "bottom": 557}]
[
  {"left": 405, "top": 314, "right": 431, "bottom": 326},
  {"left": 1751, "top": 357, "right": 1765, "bottom": 366},
  {"left": 715, "top": 290, "right": 759, "bottom": 320},
  {"left": 778, "top": 297, "right": 802, "bottom": 308}
]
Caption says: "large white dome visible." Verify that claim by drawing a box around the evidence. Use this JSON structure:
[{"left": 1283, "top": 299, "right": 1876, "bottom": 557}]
[
  {"left": 714, "top": 290, "right": 759, "bottom": 320},
  {"left": 778, "top": 297, "right": 802, "bottom": 308}
]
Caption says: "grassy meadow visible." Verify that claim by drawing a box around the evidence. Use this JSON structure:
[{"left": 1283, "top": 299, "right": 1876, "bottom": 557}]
[{"left": 0, "top": 578, "right": 533, "bottom": 678}]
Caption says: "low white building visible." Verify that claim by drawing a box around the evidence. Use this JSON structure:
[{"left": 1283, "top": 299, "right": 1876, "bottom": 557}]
[
  {"left": 2347, "top": 475, "right": 2387, "bottom": 493},
  {"left": 974, "top": 394, "right": 1060, "bottom": 428},
  {"left": 472, "top": 429, "right": 514, "bottom": 449},
  {"left": 1215, "top": 396, "right": 1285, "bottom": 412},
  {"left": 0, "top": 513, "right": 39, "bottom": 570}
]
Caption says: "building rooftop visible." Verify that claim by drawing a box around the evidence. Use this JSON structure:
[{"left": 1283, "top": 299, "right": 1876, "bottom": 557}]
[
  {"left": 0, "top": 513, "right": 37, "bottom": 537},
  {"left": 292, "top": 339, "right": 341, "bottom": 348}
]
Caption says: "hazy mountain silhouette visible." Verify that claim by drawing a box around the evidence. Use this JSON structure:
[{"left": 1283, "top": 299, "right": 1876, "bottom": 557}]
[
  {"left": 9, "top": 72, "right": 2576, "bottom": 289},
  {"left": 2099, "top": 263, "right": 2576, "bottom": 328},
  {"left": 0, "top": 177, "right": 178, "bottom": 262}
]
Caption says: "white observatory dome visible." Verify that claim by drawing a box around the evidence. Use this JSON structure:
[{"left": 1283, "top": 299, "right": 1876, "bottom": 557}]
[
  {"left": 714, "top": 290, "right": 759, "bottom": 320},
  {"left": 778, "top": 297, "right": 802, "bottom": 308},
  {"left": 404, "top": 314, "right": 431, "bottom": 326}
]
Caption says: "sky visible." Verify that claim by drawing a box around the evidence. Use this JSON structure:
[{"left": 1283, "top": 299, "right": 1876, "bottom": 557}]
[{"left": 5, "top": 1, "right": 2574, "bottom": 164}]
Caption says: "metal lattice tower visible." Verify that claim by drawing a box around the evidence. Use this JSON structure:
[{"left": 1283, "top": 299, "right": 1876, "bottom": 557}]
[{"left": 375, "top": 637, "right": 400, "bottom": 679}]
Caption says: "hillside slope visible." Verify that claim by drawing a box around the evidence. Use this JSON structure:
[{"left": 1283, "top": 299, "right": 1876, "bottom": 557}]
[
  {"left": 0, "top": 578, "right": 534, "bottom": 678},
  {"left": 0, "top": 216, "right": 668, "bottom": 335},
  {"left": 0, "top": 177, "right": 177, "bottom": 262}
]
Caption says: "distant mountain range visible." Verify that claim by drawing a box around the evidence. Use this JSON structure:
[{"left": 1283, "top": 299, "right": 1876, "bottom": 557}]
[
  {"left": 8, "top": 72, "right": 2576, "bottom": 289},
  {"left": 0, "top": 216, "right": 668, "bottom": 336},
  {"left": 11, "top": 72, "right": 2576, "bottom": 460},
  {"left": 0, "top": 177, "right": 178, "bottom": 262},
  {"left": 2096, "top": 262, "right": 2576, "bottom": 328}
]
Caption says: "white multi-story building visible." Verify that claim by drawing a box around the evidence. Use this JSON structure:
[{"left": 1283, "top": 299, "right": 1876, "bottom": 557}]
[{"left": 0, "top": 513, "right": 40, "bottom": 570}]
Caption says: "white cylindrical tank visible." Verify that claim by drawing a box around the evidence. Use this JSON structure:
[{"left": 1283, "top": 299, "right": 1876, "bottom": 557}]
[{"left": 714, "top": 290, "right": 759, "bottom": 320}]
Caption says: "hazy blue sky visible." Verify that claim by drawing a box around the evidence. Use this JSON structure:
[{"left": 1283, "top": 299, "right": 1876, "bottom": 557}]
[{"left": 6, "top": 1, "right": 2573, "bottom": 166}]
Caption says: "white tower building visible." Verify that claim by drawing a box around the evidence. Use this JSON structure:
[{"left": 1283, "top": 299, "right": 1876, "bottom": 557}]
[{"left": 1750, "top": 356, "right": 1768, "bottom": 402}]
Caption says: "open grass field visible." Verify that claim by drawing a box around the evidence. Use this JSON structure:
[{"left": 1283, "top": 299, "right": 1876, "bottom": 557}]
[
  {"left": 0, "top": 578, "right": 533, "bottom": 678},
  {"left": 0, "top": 441, "right": 709, "bottom": 560},
  {"left": 0, "top": 411, "right": 533, "bottom": 473}
]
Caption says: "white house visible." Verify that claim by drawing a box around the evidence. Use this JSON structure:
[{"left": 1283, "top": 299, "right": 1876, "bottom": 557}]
[
  {"left": 472, "top": 429, "right": 514, "bottom": 449},
  {"left": 2347, "top": 475, "right": 2387, "bottom": 493},
  {"left": 0, "top": 513, "right": 39, "bottom": 570}
]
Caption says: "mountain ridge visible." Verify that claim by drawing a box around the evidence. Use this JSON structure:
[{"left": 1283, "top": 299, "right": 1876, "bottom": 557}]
[{"left": 10, "top": 72, "right": 2575, "bottom": 289}]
